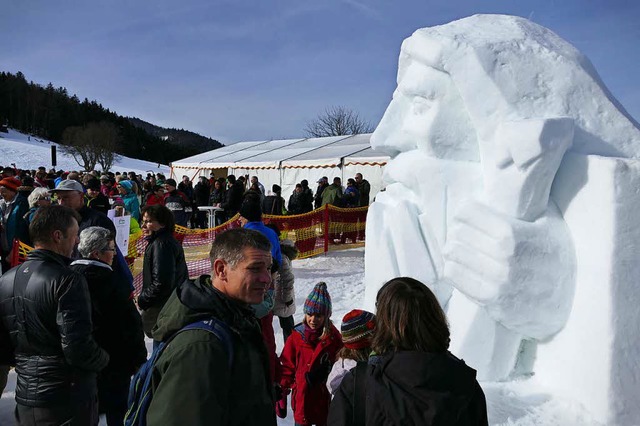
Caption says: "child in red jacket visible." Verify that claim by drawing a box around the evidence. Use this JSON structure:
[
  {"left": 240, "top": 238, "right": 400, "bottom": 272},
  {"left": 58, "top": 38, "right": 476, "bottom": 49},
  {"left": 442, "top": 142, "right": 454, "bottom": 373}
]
[{"left": 279, "top": 282, "right": 343, "bottom": 426}]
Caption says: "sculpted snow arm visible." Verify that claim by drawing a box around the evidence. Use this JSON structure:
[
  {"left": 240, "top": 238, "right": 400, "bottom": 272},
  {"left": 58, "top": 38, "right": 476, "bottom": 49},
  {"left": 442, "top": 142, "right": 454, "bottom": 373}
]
[{"left": 443, "top": 118, "right": 577, "bottom": 339}]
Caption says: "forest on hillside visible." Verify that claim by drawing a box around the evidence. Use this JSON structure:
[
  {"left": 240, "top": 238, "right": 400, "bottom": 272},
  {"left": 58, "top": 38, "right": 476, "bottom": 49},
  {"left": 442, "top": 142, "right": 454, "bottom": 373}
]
[{"left": 0, "top": 71, "right": 222, "bottom": 164}]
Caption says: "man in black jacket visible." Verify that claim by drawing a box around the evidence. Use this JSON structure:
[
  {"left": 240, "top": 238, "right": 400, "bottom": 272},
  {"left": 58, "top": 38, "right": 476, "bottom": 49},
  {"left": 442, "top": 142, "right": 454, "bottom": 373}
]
[
  {"left": 51, "top": 179, "right": 135, "bottom": 292},
  {"left": 193, "top": 176, "right": 211, "bottom": 228},
  {"left": 162, "top": 179, "right": 191, "bottom": 228},
  {"left": 262, "top": 184, "right": 286, "bottom": 216},
  {"left": 0, "top": 312, "right": 12, "bottom": 394},
  {"left": 287, "top": 184, "right": 305, "bottom": 215},
  {"left": 300, "top": 179, "right": 314, "bottom": 212},
  {"left": 0, "top": 205, "right": 109, "bottom": 425},
  {"left": 354, "top": 173, "right": 371, "bottom": 207},
  {"left": 84, "top": 178, "right": 110, "bottom": 215},
  {"left": 221, "top": 174, "right": 244, "bottom": 220}
]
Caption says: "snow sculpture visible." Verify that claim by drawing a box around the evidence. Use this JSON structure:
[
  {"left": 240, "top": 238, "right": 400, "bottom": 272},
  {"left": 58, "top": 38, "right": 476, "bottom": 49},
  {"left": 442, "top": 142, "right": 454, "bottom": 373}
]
[{"left": 364, "top": 14, "right": 640, "bottom": 425}]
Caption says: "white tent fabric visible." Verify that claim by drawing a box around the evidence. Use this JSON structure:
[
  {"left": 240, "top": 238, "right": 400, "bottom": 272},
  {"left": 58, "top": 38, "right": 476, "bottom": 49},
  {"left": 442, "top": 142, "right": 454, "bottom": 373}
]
[{"left": 170, "top": 134, "right": 390, "bottom": 202}]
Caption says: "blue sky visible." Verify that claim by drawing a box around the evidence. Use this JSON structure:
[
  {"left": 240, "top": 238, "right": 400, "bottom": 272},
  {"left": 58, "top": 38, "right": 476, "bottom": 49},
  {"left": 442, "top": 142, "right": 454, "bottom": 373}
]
[{"left": 2, "top": 0, "right": 639, "bottom": 143}]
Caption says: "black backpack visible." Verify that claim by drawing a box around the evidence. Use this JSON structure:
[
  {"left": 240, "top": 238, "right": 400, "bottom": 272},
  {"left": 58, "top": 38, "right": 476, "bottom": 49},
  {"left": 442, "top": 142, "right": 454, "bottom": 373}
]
[{"left": 352, "top": 361, "right": 369, "bottom": 426}]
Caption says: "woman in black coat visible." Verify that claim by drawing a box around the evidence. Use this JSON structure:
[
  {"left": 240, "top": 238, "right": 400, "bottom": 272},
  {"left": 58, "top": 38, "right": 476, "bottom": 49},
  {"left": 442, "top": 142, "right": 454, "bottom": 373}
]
[
  {"left": 71, "top": 226, "right": 147, "bottom": 426},
  {"left": 137, "top": 204, "right": 189, "bottom": 342},
  {"left": 328, "top": 277, "right": 488, "bottom": 426}
]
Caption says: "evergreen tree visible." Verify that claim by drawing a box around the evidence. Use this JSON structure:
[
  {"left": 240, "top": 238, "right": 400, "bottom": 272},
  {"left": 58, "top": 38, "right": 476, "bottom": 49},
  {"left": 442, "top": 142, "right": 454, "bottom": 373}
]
[{"left": 0, "top": 71, "right": 221, "bottom": 164}]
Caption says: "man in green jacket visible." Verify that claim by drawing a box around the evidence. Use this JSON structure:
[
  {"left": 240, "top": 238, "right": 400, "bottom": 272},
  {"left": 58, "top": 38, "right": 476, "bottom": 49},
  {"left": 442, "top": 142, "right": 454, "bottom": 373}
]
[
  {"left": 147, "top": 227, "right": 276, "bottom": 425},
  {"left": 321, "top": 177, "right": 344, "bottom": 207}
]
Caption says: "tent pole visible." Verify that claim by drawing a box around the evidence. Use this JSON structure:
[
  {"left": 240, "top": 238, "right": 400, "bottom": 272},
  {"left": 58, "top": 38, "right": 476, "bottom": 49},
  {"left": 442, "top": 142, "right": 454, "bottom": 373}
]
[{"left": 323, "top": 204, "right": 330, "bottom": 254}]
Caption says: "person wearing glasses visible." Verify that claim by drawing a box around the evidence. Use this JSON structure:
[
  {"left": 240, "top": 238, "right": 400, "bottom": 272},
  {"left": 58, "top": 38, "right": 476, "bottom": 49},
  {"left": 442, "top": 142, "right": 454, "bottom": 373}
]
[
  {"left": 24, "top": 187, "right": 51, "bottom": 226},
  {"left": 71, "top": 226, "right": 147, "bottom": 425}
]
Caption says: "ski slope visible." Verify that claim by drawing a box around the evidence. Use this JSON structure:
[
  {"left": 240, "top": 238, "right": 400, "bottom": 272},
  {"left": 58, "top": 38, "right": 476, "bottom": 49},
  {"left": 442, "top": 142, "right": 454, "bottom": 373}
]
[{"left": 0, "top": 128, "right": 170, "bottom": 176}]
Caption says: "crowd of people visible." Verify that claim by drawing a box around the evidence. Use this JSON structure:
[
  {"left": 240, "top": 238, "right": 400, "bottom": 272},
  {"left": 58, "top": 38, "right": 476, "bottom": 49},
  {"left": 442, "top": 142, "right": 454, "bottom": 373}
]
[
  {"left": 0, "top": 164, "right": 371, "bottom": 268},
  {"left": 0, "top": 162, "right": 487, "bottom": 426}
]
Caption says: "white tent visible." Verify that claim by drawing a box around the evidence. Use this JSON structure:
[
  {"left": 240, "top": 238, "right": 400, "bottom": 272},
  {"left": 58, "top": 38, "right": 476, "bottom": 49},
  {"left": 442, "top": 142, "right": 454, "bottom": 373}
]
[{"left": 170, "top": 134, "right": 389, "bottom": 201}]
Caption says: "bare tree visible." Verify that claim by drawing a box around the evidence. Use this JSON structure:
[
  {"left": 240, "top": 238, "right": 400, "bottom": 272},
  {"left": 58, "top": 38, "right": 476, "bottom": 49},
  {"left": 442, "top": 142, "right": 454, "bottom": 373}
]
[
  {"left": 93, "top": 122, "right": 121, "bottom": 172},
  {"left": 304, "top": 106, "right": 374, "bottom": 137},
  {"left": 61, "top": 121, "right": 121, "bottom": 172},
  {"left": 61, "top": 125, "right": 98, "bottom": 171}
]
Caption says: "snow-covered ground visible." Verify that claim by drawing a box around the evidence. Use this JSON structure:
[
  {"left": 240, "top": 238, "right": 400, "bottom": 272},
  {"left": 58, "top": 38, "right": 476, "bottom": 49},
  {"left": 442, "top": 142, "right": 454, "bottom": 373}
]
[
  {"left": 0, "top": 128, "right": 170, "bottom": 176},
  {"left": 0, "top": 247, "right": 601, "bottom": 425}
]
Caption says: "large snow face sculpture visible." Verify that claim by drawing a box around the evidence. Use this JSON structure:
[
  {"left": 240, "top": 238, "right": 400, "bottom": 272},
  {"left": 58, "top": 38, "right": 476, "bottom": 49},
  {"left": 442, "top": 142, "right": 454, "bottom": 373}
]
[{"left": 364, "top": 14, "right": 640, "bottom": 425}]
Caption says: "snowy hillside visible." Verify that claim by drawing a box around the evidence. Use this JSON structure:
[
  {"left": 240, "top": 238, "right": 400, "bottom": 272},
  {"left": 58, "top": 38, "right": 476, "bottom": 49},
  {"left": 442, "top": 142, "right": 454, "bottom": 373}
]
[{"left": 0, "top": 128, "right": 170, "bottom": 175}]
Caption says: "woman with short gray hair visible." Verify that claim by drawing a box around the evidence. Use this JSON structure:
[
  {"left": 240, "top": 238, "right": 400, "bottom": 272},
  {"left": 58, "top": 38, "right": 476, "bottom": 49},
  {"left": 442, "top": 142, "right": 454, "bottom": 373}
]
[
  {"left": 77, "top": 226, "right": 114, "bottom": 259},
  {"left": 71, "top": 226, "right": 147, "bottom": 425},
  {"left": 24, "top": 187, "right": 51, "bottom": 226}
]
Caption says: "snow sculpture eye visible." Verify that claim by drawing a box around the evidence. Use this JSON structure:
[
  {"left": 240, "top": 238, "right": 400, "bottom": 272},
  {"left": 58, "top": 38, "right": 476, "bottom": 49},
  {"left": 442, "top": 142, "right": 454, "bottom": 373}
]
[{"left": 411, "top": 96, "right": 433, "bottom": 115}]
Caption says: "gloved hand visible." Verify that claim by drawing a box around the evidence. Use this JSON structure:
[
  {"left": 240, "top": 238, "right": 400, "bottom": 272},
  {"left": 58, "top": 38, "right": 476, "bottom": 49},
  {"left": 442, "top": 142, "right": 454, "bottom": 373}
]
[
  {"left": 275, "top": 386, "right": 290, "bottom": 419},
  {"left": 305, "top": 353, "right": 332, "bottom": 386},
  {"left": 274, "top": 383, "right": 283, "bottom": 402}
]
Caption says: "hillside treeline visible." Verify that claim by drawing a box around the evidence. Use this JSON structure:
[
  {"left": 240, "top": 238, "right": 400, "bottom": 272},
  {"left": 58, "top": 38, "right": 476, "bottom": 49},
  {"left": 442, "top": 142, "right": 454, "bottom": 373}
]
[{"left": 0, "top": 71, "right": 221, "bottom": 164}]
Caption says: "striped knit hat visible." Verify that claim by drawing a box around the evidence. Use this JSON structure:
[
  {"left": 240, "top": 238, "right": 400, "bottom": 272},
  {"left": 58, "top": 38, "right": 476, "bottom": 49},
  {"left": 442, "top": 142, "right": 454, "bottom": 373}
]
[
  {"left": 341, "top": 309, "right": 376, "bottom": 349},
  {"left": 303, "top": 282, "right": 332, "bottom": 316}
]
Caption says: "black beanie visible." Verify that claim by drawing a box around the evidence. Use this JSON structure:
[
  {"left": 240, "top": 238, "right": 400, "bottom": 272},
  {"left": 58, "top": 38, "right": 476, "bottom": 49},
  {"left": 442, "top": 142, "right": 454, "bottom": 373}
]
[{"left": 85, "top": 178, "right": 101, "bottom": 191}]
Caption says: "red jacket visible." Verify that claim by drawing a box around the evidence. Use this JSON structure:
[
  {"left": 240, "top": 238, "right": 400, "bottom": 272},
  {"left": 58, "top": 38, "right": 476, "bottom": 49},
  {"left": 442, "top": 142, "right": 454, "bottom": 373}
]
[
  {"left": 280, "top": 322, "right": 342, "bottom": 425},
  {"left": 144, "top": 193, "right": 164, "bottom": 206},
  {"left": 260, "top": 311, "right": 280, "bottom": 383}
]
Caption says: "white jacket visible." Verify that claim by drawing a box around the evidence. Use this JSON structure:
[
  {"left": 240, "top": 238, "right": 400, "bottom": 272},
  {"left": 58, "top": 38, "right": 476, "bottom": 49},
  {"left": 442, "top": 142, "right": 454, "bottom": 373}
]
[
  {"left": 327, "top": 358, "right": 357, "bottom": 396},
  {"left": 272, "top": 255, "right": 296, "bottom": 317}
]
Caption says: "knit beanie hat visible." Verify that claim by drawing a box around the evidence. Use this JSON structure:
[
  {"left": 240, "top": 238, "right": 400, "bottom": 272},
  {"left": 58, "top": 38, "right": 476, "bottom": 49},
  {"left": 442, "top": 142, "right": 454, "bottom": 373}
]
[
  {"left": 0, "top": 177, "right": 20, "bottom": 192},
  {"left": 118, "top": 180, "right": 133, "bottom": 193},
  {"left": 303, "top": 282, "right": 332, "bottom": 316},
  {"left": 341, "top": 309, "right": 376, "bottom": 350}
]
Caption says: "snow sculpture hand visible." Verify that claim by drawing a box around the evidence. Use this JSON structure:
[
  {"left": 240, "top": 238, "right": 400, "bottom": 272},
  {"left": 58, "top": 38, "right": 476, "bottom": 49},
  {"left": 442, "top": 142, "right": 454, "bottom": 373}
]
[
  {"left": 444, "top": 200, "right": 574, "bottom": 339},
  {"left": 444, "top": 117, "right": 576, "bottom": 339}
]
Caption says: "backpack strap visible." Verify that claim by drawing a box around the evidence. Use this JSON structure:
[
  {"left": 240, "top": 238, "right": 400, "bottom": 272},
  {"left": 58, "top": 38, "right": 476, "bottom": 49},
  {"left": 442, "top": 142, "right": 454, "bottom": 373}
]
[
  {"left": 352, "top": 360, "right": 368, "bottom": 426},
  {"left": 125, "top": 317, "right": 234, "bottom": 426},
  {"left": 176, "top": 318, "right": 234, "bottom": 368}
]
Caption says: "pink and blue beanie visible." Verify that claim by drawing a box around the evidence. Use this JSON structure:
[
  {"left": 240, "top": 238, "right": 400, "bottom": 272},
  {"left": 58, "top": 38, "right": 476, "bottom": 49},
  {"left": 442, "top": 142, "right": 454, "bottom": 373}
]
[{"left": 303, "top": 282, "right": 332, "bottom": 316}]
